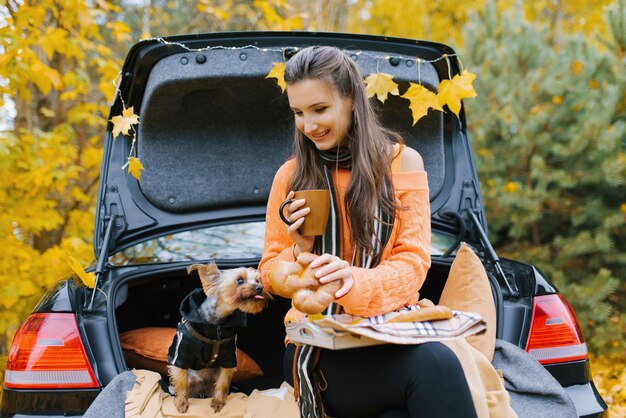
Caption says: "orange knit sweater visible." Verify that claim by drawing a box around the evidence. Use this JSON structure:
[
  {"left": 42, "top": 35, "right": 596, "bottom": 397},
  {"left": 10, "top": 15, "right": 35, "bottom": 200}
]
[{"left": 259, "top": 159, "right": 431, "bottom": 323}]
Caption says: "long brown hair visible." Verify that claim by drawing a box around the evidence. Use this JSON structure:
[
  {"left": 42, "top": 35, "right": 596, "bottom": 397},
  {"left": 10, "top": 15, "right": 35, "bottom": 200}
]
[{"left": 284, "top": 46, "right": 401, "bottom": 255}]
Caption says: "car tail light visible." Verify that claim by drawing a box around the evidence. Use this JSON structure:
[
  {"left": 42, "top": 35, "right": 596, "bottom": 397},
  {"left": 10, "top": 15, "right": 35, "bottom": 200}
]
[
  {"left": 3, "top": 313, "right": 99, "bottom": 389},
  {"left": 525, "top": 294, "right": 588, "bottom": 365}
]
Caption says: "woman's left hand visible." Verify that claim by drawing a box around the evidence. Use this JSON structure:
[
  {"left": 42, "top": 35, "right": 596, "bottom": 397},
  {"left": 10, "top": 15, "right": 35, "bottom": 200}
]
[{"left": 309, "top": 254, "right": 354, "bottom": 299}]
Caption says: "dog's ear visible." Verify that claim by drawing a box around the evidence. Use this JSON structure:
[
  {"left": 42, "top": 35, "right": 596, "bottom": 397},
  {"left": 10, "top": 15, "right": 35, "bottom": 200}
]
[{"left": 187, "top": 263, "right": 221, "bottom": 294}]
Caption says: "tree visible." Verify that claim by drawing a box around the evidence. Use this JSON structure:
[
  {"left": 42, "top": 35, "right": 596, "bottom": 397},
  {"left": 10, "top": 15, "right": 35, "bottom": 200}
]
[
  {"left": 0, "top": 0, "right": 353, "bottom": 385},
  {"left": 0, "top": 0, "right": 124, "bottom": 372},
  {"left": 114, "top": 0, "right": 350, "bottom": 39},
  {"left": 346, "top": 0, "right": 614, "bottom": 49},
  {"left": 463, "top": 0, "right": 626, "bottom": 354}
]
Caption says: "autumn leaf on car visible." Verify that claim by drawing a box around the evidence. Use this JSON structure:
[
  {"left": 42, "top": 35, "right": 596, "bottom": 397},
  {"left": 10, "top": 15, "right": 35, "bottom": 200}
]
[
  {"left": 401, "top": 83, "right": 443, "bottom": 125},
  {"left": 364, "top": 72, "right": 399, "bottom": 103},
  {"left": 110, "top": 106, "right": 140, "bottom": 138}
]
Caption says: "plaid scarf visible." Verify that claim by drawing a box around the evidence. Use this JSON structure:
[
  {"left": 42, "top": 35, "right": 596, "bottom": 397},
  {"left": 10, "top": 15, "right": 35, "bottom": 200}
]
[{"left": 294, "top": 150, "right": 393, "bottom": 418}]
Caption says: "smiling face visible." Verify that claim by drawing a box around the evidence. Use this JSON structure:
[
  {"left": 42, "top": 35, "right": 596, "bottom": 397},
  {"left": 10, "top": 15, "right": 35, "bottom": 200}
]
[{"left": 287, "top": 78, "right": 354, "bottom": 151}]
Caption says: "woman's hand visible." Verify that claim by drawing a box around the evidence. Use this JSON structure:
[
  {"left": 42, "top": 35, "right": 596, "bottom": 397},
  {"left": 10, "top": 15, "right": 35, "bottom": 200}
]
[
  {"left": 309, "top": 254, "right": 354, "bottom": 299},
  {"left": 284, "top": 191, "right": 315, "bottom": 256}
]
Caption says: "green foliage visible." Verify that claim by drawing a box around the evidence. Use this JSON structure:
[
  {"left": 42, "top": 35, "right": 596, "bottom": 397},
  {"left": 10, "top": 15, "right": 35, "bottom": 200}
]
[{"left": 463, "top": 0, "right": 626, "bottom": 354}]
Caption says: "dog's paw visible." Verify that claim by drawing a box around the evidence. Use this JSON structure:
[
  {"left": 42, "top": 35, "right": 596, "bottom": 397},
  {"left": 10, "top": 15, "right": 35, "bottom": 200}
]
[
  {"left": 174, "top": 395, "right": 189, "bottom": 413},
  {"left": 211, "top": 396, "right": 226, "bottom": 412}
]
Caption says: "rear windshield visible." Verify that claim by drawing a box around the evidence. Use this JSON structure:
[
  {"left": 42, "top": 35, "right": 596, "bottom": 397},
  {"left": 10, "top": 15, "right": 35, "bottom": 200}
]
[{"left": 109, "top": 221, "right": 462, "bottom": 266}]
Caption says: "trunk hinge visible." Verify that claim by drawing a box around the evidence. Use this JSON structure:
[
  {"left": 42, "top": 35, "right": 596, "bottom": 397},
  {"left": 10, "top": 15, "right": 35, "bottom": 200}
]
[
  {"left": 85, "top": 187, "right": 127, "bottom": 312},
  {"left": 465, "top": 209, "right": 519, "bottom": 298},
  {"left": 85, "top": 215, "right": 116, "bottom": 312}
]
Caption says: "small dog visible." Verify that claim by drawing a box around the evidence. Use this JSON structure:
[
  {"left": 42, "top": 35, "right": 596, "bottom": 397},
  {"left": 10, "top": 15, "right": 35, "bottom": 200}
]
[{"left": 167, "top": 263, "right": 270, "bottom": 413}]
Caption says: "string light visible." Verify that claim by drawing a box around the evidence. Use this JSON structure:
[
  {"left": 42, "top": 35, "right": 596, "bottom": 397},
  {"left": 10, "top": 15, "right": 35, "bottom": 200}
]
[
  {"left": 112, "top": 37, "right": 471, "bottom": 178},
  {"left": 151, "top": 37, "right": 460, "bottom": 66}
]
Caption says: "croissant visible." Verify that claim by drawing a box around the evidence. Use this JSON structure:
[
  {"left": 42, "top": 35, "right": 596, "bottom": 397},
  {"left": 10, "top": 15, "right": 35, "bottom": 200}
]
[{"left": 269, "top": 252, "right": 341, "bottom": 315}]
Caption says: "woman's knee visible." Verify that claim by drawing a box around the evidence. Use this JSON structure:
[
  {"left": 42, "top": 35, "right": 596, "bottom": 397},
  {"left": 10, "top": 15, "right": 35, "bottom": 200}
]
[
  {"left": 404, "top": 343, "right": 477, "bottom": 417},
  {"left": 405, "top": 342, "right": 465, "bottom": 379}
]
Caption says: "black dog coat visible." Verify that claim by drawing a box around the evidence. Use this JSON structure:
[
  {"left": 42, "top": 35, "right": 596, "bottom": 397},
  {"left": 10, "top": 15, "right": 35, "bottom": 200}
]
[{"left": 168, "top": 289, "right": 246, "bottom": 370}]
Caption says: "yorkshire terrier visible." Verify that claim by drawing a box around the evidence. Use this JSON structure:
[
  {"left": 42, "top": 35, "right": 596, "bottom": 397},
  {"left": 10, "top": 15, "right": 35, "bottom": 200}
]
[{"left": 167, "top": 263, "right": 270, "bottom": 413}]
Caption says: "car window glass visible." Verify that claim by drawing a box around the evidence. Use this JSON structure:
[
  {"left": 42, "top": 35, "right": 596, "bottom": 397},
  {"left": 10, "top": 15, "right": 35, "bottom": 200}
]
[
  {"left": 109, "top": 222, "right": 266, "bottom": 265},
  {"left": 109, "top": 222, "right": 464, "bottom": 265}
]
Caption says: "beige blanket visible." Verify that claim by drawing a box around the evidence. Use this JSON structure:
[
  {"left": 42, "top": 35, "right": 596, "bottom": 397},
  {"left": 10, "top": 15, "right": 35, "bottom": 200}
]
[
  {"left": 125, "top": 370, "right": 299, "bottom": 418},
  {"left": 126, "top": 340, "right": 516, "bottom": 418},
  {"left": 443, "top": 339, "right": 518, "bottom": 418}
]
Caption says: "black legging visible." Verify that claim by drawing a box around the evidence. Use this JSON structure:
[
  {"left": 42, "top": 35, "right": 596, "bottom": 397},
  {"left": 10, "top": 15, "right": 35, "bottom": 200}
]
[{"left": 284, "top": 342, "right": 478, "bottom": 418}]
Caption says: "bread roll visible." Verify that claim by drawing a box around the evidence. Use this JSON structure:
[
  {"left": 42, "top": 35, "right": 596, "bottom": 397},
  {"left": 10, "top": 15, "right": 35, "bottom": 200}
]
[{"left": 269, "top": 252, "right": 341, "bottom": 314}]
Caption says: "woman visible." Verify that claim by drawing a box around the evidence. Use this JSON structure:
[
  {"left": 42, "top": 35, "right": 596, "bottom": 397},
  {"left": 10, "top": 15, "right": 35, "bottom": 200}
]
[{"left": 259, "top": 46, "right": 477, "bottom": 418}]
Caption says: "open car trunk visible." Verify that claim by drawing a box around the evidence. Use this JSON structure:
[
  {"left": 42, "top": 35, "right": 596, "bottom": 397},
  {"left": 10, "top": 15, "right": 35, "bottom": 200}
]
[
  {"left": 104, "top": 32, "right": 493, "bottom": 393},
  {"left": 112, "top": 260, "right": 458, "bottom": 393},
  {"left": 96, "top": 32, "right": 486, "bottom": 258}
]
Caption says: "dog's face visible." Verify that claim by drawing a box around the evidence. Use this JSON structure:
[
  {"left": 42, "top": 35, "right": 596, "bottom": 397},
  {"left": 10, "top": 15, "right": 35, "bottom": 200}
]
[{"left": 187, "top": 263, "right": 271, "bottom": 316}]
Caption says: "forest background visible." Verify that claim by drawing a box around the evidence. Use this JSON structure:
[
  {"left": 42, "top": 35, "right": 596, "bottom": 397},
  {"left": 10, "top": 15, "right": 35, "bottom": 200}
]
[{"left": 1, "top": 0, "right": 625, "bottom": 414}]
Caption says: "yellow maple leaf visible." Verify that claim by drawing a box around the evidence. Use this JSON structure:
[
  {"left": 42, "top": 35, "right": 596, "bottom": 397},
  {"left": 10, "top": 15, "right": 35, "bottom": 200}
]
[
  {"left": 437, "top": 69, "right": 478, "bottom": 116},
  {"left": 128, "top": 156, "right": 144, "bottom": 181},
  {"left": 105, "top": 21, "right": 133, "bottom": 43},
  {"left": 364, "top": 73, "right": 399, "bottom": 103},
  {"left": 401, "top": 83, "right": 443, "bottom": 125},
  {"left": 41, "top": 28, "right": 68, "bottom": 60},
  {"left": 18, "top": 280, "right": 38, "bottom": 297},
  {"left": 66, "top": 253, "right": 95, "bottom": 288},
  {"left": 30, "top": 60, "right": 62, "bottom": 95},
  {"left": 266, "top": 62, "right": 286, "bottom": 92},
  {"left": 110, "top": 106, "right": 140, "bottom": 138}
]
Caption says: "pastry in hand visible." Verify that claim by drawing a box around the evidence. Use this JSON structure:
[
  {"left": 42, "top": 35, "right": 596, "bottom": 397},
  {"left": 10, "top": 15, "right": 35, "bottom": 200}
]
[{"left": 269, "top": 252, "right": 341, "bottom": 314}]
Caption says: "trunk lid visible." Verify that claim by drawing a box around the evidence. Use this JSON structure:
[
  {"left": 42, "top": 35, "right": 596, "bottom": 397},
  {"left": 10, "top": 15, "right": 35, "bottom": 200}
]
[{"left": 95, "top": 31, "right": 486, "bottom": 257}]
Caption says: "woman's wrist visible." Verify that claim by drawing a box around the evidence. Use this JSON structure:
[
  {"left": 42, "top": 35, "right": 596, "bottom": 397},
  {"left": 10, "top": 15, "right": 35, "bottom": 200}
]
[{"left": 293, "top": 243, "right": 312, "bottom": 259}]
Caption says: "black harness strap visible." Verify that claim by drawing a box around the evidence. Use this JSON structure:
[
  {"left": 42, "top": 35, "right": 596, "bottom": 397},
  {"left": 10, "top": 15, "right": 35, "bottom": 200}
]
[{"left": 181, "top": 319, "right": 236, "bottom": 367}]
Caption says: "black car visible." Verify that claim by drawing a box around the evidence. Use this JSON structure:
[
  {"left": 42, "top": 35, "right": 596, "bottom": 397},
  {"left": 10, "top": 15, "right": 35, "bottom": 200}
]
[{"left": 0, "top": 31, "right": 608, "bottom": 417}]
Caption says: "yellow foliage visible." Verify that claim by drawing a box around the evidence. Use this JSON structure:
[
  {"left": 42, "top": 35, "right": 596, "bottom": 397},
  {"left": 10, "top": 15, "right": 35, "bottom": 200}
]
[
  {"left": 346, "top": 0, "right": 484, "bottom": 45},
  {"left": 591, "top": 353, "right": 626, "bottom": 416},
  {"left": 436, "top": 69, "right": 478, "bottom": 116},
  {"left": 0, "top": 0, "right": 115, "bottom": 376},
  {"left": 252, "top": 0, "right": 305, "bottom": 30},
  {"left": 347, "top": 0, "right": 613, "bottom": 54},
  {"left": 522, "top": 0, "right": 614, "bottom": 39},
  {"left": 254, "top": 0, "right": 283, "bottom": 27},
  {"left": 364, "top": 73, "right": 399, "bottom": 103},
  {"left": 401, "top": 83, "right": 443, "bottom": 125},
  {"left": 65, "top": 253, "right": 95, "bottom": 288},
  {"left": 110, "top": 106, "right": 140, "bottom": 138},
  {"left": 29, "top": 59, "right": 64, "bottom": 95},
  {"left": 106, "top": 21, "right": 133, "bottom": 44},
  {"left": 266, "top": 62, "right": 286, "bottom": 92},
  {"left": 41, "top": 28, "right": 69, "bottom": 60},
  {"left": 127, "top": 157, "right": 145, "bottom": 181}
]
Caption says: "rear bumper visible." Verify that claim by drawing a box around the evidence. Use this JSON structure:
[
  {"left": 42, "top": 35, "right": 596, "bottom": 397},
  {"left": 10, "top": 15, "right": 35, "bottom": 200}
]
[
  {"left": 1, "top": 415, "right": 79, "bottom": 418},
  {"left": 0, "top": 388, "right": 99, "bottom": 417},
  {"left": 544, "top": 359, "right": 607, "bottom": 417},
  {"left": 1, "top": 375, "right": 608, "bottom": 417},
  {"left": 565, "top": 382, "right": 608, "bottom": 418}
]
